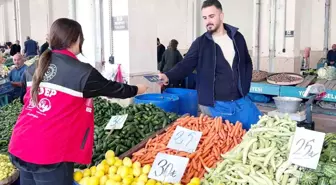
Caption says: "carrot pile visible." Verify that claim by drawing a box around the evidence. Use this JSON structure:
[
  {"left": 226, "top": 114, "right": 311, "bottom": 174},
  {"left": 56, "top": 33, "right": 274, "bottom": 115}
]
[{"left": 132, "top": 114, "right": 246, "bottom": 184}]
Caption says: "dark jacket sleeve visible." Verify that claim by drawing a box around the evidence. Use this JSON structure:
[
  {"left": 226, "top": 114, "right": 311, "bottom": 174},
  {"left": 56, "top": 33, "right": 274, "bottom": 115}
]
[
  {"left": 24, "top": 42, "right": 27, "bottom": 53},
  {"left": 20, "top": 72, "right": 27, "bottom": 105},
  {"left": 83, "top": 68, "right": 138, "bottom": 99},
  {"left": 164, "top": 39, "right": 199, "bottom": 82},
  {"left": 327, "top": 50, "right": 333, "bottom": 61},
  {"left": 241, "top": 33, "right": 253, "bottom": 83},
  {"left": 159, "top": 51, "right": 166, "bottom": 72},
  {"left": 177, "top": 51, "right": 183, "bottom": 63},
  {"left": 10, "top": 47, "right": 16, "bottom": 56}
]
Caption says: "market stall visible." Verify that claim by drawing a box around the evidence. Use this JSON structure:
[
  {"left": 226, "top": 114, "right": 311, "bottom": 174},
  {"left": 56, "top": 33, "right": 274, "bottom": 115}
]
[
  {"left": 0, "top": 88, "right": 335, "bottom": 185},
  {"left": 249, "top": 68, "right": 336, "bottom": 133},
  {"left": 70, "top": 114, "right": 336, "bottom": 185}
]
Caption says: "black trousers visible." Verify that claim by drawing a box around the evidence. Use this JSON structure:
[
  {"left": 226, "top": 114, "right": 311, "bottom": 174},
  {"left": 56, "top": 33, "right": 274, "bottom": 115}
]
[{"left": 10, "top": 155, "right": 74, "bottom": 185}]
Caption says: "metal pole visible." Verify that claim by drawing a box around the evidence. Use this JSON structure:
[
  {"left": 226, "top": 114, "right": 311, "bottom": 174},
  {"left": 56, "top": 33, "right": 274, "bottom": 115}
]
[
  {"left": 13, "top": 0, "right": 18, "bottom": 40},
  {"left": 282, "top": 0, "right": 287, "bottom": 53},
  {"left": 254, "top": 0, "right": 261, "bottom": 71},
  {"left": 323, "top": 0, "right": 330, "bottom": 57}
]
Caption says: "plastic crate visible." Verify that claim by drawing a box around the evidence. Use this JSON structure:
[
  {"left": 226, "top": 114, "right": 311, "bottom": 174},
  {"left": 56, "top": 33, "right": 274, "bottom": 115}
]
[{"left": 0, "top": 78, "right": 13, "bottom": 95}]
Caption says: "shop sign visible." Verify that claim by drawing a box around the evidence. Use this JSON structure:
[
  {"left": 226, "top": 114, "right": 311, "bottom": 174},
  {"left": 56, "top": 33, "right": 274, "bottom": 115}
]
[
  {"left": 112, "top": 16, "right": 128, "bottom": 31},
  {"left": 285, "top": 30, "right": 294, "bottom": 37}
]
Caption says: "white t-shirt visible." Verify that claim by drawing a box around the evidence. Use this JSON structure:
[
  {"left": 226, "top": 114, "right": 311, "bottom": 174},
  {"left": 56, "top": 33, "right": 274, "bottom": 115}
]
[{"left": 213, "top": 34, "right": 235, "bottom": 68}]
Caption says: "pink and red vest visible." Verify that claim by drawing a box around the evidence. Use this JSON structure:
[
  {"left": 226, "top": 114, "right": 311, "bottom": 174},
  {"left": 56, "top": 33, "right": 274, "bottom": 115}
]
[{"left": 9, "top": 50, "right": 95, "bottom": 165}]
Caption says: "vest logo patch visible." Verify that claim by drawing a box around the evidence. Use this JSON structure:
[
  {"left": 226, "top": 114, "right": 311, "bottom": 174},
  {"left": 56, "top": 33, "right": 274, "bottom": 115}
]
[
  {"left": 27, "top": 98, "right": 52, "bottom": 113},
  {"left": 43, "top": 64, "right": 57, "bottom": 81},
  {"left": 37, "top": 98, "right": 52, "bottom": 112}
]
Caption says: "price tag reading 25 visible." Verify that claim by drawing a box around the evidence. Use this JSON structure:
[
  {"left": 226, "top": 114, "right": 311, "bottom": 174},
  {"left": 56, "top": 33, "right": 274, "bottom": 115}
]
[
  {"left": 167, "top": 126, "right": 202, "bottom": 153},
  {"left": 289, "top": 127, "right": 325, "bottom": 169},
  {"left": 148, "top": 153, "right": 189, "bottom": 183}
]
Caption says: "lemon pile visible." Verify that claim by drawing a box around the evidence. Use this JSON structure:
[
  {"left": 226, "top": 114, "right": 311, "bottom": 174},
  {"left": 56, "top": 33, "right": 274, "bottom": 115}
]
[
  {"left": 186, "top": 178, "right": 200, "bottom": 185},
  {"left": 75, "top": 150, "right": 153, "bottom": 185},
  {"left": 0, "top": 154, "right": 16, "bottom": 181},
  {"left": 74, "top": 150, "right": 202, "bottom": 185}
]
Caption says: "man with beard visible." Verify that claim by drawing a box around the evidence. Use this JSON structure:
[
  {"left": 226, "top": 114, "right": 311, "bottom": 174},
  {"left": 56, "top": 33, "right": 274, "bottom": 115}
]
[
  {"left": 158, "top": 0, "right": 260, "bottom": 129},
  {"left": 8, "top": 54, "right": 27, "bottom": 101}
]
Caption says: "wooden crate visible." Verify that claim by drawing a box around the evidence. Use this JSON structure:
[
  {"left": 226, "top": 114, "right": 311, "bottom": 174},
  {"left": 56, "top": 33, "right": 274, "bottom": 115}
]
[
  {"left": 314, "top": 79, "right": 336, "bottom": 90},
  {"left": 296, "top": 75, "right": 316, "bottom": 88}
]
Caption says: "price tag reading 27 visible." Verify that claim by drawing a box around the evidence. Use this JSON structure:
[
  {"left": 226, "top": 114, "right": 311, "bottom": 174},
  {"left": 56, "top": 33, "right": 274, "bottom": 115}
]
[
  {"left": 148, "top": 153, "right": 189, "bottom": 183},
  {"left": 167, "top": 126, "right": 202, "bottom": 153},
  {"left": 289, "top": 127, "right": 325, "bottom": 169}
]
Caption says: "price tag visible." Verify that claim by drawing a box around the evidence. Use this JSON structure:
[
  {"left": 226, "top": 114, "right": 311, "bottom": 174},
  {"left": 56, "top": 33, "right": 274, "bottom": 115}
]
[
  {"left": 105, "top": 114, "right": 128, "bottom": 130},
  {"left": 144, "top": 75, "right": 162, "bottom": 83},
  {"left": 167, "top": 126, "right": 202, "bottom": 153},
  {"left": 148, "top": 153, "right": 189, "bottom": 183},
  {"left": 289, "top": 127, "right": 325, "bottom": 169}
]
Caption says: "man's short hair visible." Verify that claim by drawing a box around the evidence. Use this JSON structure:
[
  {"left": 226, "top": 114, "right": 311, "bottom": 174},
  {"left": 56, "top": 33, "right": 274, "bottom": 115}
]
[
  {"left": 157, "top": 38, "right": 160, "bottom": 42},
  {"left": 201, "top": 0, "right": 222, "bottom": 10}
]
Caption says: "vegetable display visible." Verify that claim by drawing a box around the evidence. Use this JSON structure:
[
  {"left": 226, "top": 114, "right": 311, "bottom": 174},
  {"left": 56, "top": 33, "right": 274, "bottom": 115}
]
[
  {"left": 299, "top": 133, "right": 336, "bottom": 185},
  {"left": 203, "top": 115, "right": 300, "bottom": 185},
  {"left": 0, "top": 154, "right": 17, "bottom": 181},
  {"left": 132, "top": 115, "right": 246, "bottom": 184},
  {"left": 317, "top": 64, "right": 336, "bottom": 80},
  {"left": 0, "top": 99, "right": 22, "bottom": 153},
  {"left": 74, "top": 149, "right": 201, "bottom": 185},
  {"left": 88, "top": 101, "right": 178, "bottom": 168}
]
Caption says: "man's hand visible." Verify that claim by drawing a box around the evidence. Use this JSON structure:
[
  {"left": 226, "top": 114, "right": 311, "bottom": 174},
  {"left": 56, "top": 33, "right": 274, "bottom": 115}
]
[
  {"left": 157, "top": 73, "right": 169, "bottom": 86},
  {"left": 11, "top": 82, "right": 22, "bottom": 87},
  {"left": 136, "top": 84, "right": 148, "bottom": 95}
]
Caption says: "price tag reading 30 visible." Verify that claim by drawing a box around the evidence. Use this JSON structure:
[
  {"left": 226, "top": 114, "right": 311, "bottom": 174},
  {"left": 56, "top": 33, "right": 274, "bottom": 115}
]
[
  {"left": 148, "top": 153, "right": 189, "bottom": 183},
  {"left": 167, "top": 126, "right": 202, "bottom": 153},
  {"left": 105, "top": 114, "right": 128, "bottom": 130},
  {"left": 289, "top": 127, "right": 325, "bottom": 169}
]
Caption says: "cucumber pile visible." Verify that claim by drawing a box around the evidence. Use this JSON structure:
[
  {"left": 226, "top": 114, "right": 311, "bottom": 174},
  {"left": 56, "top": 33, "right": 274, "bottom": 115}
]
[
  {"left": 90, "top": 103, "right": 178, "bottom": 167},
  {"left": 0, "top": 99, "right": 22, "bottom": 153}
]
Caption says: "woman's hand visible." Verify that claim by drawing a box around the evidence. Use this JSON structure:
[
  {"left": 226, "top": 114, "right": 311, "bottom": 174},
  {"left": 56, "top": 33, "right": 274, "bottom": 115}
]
[{"left": 136, "top": 84, "right": 148, "bottom": 95}]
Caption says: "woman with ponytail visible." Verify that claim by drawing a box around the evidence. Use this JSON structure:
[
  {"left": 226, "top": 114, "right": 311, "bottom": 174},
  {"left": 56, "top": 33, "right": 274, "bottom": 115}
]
[{"left": 8, "top": 18, "right": 147, "bottom": 185}]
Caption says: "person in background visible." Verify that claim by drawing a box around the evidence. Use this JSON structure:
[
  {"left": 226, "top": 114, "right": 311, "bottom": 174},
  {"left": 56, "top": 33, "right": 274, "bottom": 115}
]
[
  {"left": 327, "top": 44, "right": 336, "bottom": 66},
  {"left": 4, "top": 42, "right": 12, "bottom": 55},
  {"left": 159, "top": 39, "right": 183, "bottom": 87},
  {"left": 0, "top": 53, "right": 5, "bottom": 64},
  {"left": 157, "top": 38, "right": 166, "bottom": 64},
  {"left": 40, "top": 34, "right": 50, "bottom": 56},
  {"left": 158, "top": 0, "right": 260, "bottom": 129},
  {"left": 301, "top": 47, "right": 311, "bottom": 70},
  {"left": 8, "top": 53, "right": 27, "bottom": 101},
  {"left": 10, "top": 40, "right": 21, "bottom": 56},
  {"left": 24, "top": 36, "right": 38, "bottom": 58},
  {"left": 9, "top": 18, "right": 148, "bottom": 185}
]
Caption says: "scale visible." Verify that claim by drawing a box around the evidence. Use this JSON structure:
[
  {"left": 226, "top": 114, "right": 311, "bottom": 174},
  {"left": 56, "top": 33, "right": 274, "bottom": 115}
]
[{"left": 268, "top": 84, "right": 326, "bottom": 130}]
